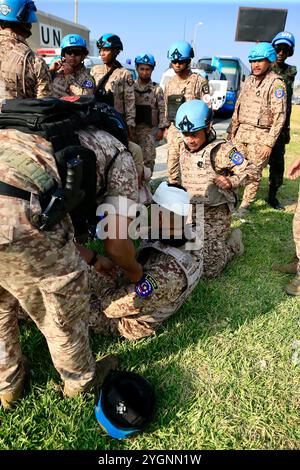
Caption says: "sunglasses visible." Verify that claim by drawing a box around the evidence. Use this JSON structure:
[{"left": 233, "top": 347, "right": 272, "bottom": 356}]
[
  {"left": 171, "top": 59, "right": 187, "bottom": 65},
  {"left": 64, "top": 48, "right": 83, "bottom": 56},
  {"left": 275, "top": 46, "right": 290, "bottom": 54}
]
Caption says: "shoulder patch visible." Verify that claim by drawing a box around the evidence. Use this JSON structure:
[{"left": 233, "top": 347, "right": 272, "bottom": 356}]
[
  {"left": 229, "top": 148, "right": 244, "bottom": 165},
  {"left": 274, "top": 84, "right": 285, "bottom": 99},
  {"left": 202, "top": 83, "right": 210, "bottom": 95},
  {"left": 135, "top": 274, "right": 158, "bottom": 298},
  {"left": 127, "top": 76, "right": 134, "bottom": 87},
  {"left": 82, "top": 80, "right": 94, "bottom": 89}
]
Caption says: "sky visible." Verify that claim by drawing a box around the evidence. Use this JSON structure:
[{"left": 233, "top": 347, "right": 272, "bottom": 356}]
[{"left": 37, "top": 0, "right": 300, "bottom": 82}]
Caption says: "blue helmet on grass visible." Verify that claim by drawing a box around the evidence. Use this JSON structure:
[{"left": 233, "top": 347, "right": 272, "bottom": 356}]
[
  {"left": 167, "top": 40, "right": 194, "bottom": 61},
  {"left": 95, "top": 370, "right": 155, "bottom": 440},
  {"left": 0, "top": 0, "right": 37, "bottom": 23},
  {"left": 135, "top": 53, "right": 156, "bottom": 68},
  {"left": 97, "top": 33, "right": 123, "bottom": 51},
  {"left": 248, "top": 42, "right": 277, "bottom": 63},
  {"left": 272, "top": 31, "right": 295, "bottom": 57},
  {"left": 175, "top": 100, "right": 213, "bottom": 133}
]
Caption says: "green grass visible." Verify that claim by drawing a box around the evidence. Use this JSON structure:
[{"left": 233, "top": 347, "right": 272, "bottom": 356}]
[{"left": 1, "top": 109, "right": 300, "bottom": 450}]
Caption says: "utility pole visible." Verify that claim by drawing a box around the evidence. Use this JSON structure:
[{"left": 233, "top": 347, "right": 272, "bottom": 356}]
[{"left": 74, "top": 0, "right": 78, "bottom": 23}]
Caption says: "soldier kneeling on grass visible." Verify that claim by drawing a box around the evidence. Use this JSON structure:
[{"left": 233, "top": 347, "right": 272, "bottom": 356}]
[{"left": 88, "top": 182, "right": 204, "bottom": 340}]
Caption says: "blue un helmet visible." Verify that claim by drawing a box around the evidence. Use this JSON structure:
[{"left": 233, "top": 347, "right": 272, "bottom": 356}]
[
  {"left": 272, "top": 31, "right": 295, "bottom": 57},
  {"left": 175, "top": 99, "right": 213, "bottom": 133},
  {"left": 0, "top": 0, "right": 37, "bottom": 23},
  {"left": 60, "top": 34, "right": 88, "bottom": 55},
  {"left": 97, "top": 33, "right": 123, "bottom": 51},
  {"left": 95, "top": 370, "right": 155, "bottom": 440},
  {"left": 135, "top": 53, "right": 156, "bottom": 68},
  {"left": 248, "top": 42, "right": 277, "bottom": 63},
  {"left": 167, "top": 40, "right": 194, "bottom": 61}
]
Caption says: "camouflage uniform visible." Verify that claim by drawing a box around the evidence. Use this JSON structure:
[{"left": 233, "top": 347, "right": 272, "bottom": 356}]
[
  {"left": 77, "top": 129, "right": 138, "bottom": 211},
  {"left": 174, "top": 135, "right": 258, "bottom": 277},
  {"left": 230, "top": 71, "right": 287, "bottom": 206},
  {"left": 268, "top": 63, "right": 297, "bottom": 194},
  {"left": 88, "top": 240, "right": 203, "bottom": 340},
  {"left": 164, "top": 71, "right": 211, "bottom": 183},
  {"left": 294, "top": 186, "right": 300, "bottom": 275},
  {"left": 53, "top": 66, "right": 95, "bottom": 98},
  {"left": 132, "top": 79, "right": 168, "bottom": 174},
  {"left": 91, "top": 61, "right": 136, "bottom": 128},
  {"left": 0, "top": 130, "right": 95, "bottom": 397},
  {"left": 0, "top": 29, "right": 52, "bottom": 101}
]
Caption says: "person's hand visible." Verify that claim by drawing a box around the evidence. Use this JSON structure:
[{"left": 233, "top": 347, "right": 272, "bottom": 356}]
[
  {"left": 259, "top": 145, "right": 272, "bottom": 161},
  {"left": 214, "top": 175, "right": 232, "bottom": 190},
  {"left": 93, "top": 255, "right": 117, "bottom": 278},
  {"left": 155, "top": 129, "right": 164, "bottom": 141},
  {"left": 124, "top": 262, "right": 143, "bottom": 283},
  {"left": 163, "top": 127, "right": 168, "bottom": 139},
  {"left": 62, "top": 62, "right": 73, "bottom": 76},
  {"left": 288, "top": 157, "right": 300, "bottom": 180},
  {"left": 49, "top": 59, "right": 64, "bottom": 73}
]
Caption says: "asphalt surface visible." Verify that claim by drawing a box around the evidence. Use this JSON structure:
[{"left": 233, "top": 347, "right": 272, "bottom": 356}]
[{"left": 152, "top": 116, "right": 231, "bottom": 180}]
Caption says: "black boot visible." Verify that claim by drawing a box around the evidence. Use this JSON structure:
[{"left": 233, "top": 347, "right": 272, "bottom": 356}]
[{"left": 267, "top": 186, "right": 285, "bottom": 210}]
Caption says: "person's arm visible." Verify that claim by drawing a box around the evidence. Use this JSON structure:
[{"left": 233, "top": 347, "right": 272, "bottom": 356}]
[
  {"left": 76, "top": 244, "right": 117, "bottom": 276},
  {"left": 123, "top": 70, "right": 136, "bottom": 135},
  {"left": 214, "top": 144, "right": 259, "bottom": 189},
  {"left": 288, "top": 157, "right": 300, "bottom": 180},
  {"left": 32, "top": 56, "right": 53, "bottom": 98},
  {"left": 167, "top": 134, "right": 182, "bottom": 184},
  {"left": 156, "top": 85, "right": 169, "bottom": 140},
  {"left": 263, "top": 79, "right": 287, "bottom": 149}
]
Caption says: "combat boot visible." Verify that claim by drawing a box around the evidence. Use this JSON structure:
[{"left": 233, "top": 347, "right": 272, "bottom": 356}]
[
  {"left": 227, "top": 228, "right": 244, "bottom": 256},
  {"left": 285, "top": 275, "right": 300, "bottom": 296},
  {"left": 0, "top": 356, "right": 29, "bottom": 410},
  {"left": 267, "top": 186, "right": 285, "bottom": 210},
  {"left": 63, "top": 354, "right": 119, "bottom": 398},
  {"left": 272, "top": 262, "right": 297, "bottom": 274}
]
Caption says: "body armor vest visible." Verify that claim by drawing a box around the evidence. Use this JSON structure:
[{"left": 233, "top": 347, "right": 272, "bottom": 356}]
[
  {"left": 237, "top": 72, "right": 284, "bottom": 129},
  {"left": 180, "top": 140, "right": 236, "bottom": 207},
  {"left": 140, "top": 239, "right": 203, "bottom": 311},
  {"left": 0, "top": 41, "right": 31, "bottom": 98}
]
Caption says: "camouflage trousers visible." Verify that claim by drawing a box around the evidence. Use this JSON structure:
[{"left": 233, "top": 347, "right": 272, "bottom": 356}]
[
  {"left": 132, "top": 123, "right": 156, "bottom": 174},
  {"left": 203, "top": 204, "right": 238, "bottom": 278},
  {"left": 294, "top": 186, "right": 300, "bottom": 275},
  {"left": 232, "top": 139, "right": 269, "bottom": 205},
  {"left": 0, "top": 198, "right": 95, "bottom": 395}
]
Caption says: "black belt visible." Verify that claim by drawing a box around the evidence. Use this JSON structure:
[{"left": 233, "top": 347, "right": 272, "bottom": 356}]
[{"left": 0, "top": 181, "right": 31, "bottom": 201}]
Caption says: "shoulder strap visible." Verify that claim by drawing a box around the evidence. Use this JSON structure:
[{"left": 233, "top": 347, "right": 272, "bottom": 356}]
[{"left": 95, "top": 62, "right": 122, "bottom": 92}]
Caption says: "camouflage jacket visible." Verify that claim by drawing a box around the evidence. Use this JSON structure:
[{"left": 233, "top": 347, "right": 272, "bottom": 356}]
[
  {"left": 134, "top": 79, "right": 168, "bottom": 129},
  {"left": 91, "top": 61, "right": 136, "bottom": 127},
  {"left": 0, "top": 29, "right": 52, "bottom": 100},
  {"left": 164, "top": 70, "right": 210, "bottom": 125},
  {"left": 53, "top": 65, "right": 95, "bottom": 98},
  {"left": 271, "top": 62, "right": 297, "bottom": 130}
]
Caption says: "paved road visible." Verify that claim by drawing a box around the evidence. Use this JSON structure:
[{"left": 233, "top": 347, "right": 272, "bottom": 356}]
[{"left": 152, "top": 116, "right": 231, "bottom": 180}]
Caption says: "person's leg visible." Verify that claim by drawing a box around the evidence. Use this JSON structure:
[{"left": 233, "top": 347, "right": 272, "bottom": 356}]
[
  {"left": 285, "top": 187, "right": 300, "bottom": 296},
  {"left": 268, "top": 132, "right": 285, "bottom": 209}
]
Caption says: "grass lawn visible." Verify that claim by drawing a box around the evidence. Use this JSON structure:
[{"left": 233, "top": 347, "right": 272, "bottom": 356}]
[{"left": 0, "top": 108, "right": 299, "bottom": 450}]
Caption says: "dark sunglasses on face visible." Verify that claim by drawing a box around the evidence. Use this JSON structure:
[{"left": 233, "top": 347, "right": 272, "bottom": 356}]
[
  {"left": 64, "top": 48, "right": 83, "bottom": 56},
  {"left": 275, "top": 46, "right": 289, "bottom": 54},
  {"left": 172, "top": 59, "right": 186, "bottom": 65}
]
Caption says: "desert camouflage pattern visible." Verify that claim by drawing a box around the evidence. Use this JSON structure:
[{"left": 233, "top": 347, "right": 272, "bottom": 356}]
[
  {"left": 294, "top": 186, "right": 300, "bottom": 275},
  {"left": 88, "top": 240, "right": 203, "bottom": 340},
  {"left": 176, "top": 138, "right": 257, "bottom": 276},
  {"left": 91, "top": 62, "right": 136, "bottom": 127},
  {"left": 230, "top": 71, "right": 287, "bottom": 205},
  {"left": 53, "top": 66, "right": 95, "bottom": 97},
  {"left": 78, "top": 128, "right": 138, "bottom": 213},
  {"left": 0, "top": 130, "right": 95, "bottom": 395},
  {"left": 165, "top": 71, "right": 211, "bottom": 182},
  {"left": 132, "top": 79, "right": 168, "bottom": 173},
  {"left": 271, "top": 63, "right": 297, "bottom": 130},
  {"left": 0, "top": 30, "right": 52, "bottom": 100}
]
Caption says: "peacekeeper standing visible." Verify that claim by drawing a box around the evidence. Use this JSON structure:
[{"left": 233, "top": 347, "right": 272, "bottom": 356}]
[
  {"left": 172, "top": 100, "right": 258, "bottom": 278},
  {"left": 164, "top": 40, "right": 211, "bottom": 183},
  {"left": 229, "top": 42, "right": 287, "bottom": 216},
  {"left": 266, "top": 32, "right": 297, "bottom": 209},
  {"left": 0, "top": 127, "right": 118, "bottom": 410},
  {"left": 51, "top": 34, "right": 95, "bottom": 98},
  {"left": 91, "top": 34, "right": 136, "bottom": 139},
  {"left": 88, "top": 182, "right": 203, "bottom": 341},
  {"left": 0, "top": 0, "right": 52, "bottom": 101},
  {"left": 132, "top": 53, "right": 168, "bottom": 175}
]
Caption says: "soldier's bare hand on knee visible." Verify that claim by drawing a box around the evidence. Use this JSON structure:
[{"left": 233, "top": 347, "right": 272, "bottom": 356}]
[
  {"left": 260, "top": 145, "right": 272, "bottom": 161},
  {"left": 214, "top": 175, "right": 232, "bottom": 190}
]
